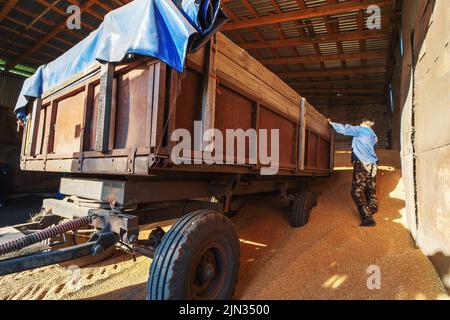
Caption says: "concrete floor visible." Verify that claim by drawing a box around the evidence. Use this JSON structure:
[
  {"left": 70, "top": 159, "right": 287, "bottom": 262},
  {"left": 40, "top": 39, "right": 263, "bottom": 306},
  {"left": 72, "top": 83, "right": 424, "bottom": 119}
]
[{"left": 0, "top": 150, "right": 448, "bottom": 300}]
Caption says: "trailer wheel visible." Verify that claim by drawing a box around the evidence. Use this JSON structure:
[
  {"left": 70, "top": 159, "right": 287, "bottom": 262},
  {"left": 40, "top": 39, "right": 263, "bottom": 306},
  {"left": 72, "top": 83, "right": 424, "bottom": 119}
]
[
  {"left": 289, "top": 191, "right": 317, "bottom": 228},
  {"left": 147, "top": 210, "right": 240, "bottom": 300}
]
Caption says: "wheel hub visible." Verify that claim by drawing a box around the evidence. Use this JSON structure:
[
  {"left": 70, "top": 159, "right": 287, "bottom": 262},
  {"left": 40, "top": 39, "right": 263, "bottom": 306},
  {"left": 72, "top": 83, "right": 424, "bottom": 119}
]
[
  {"left": 192, "top": 244, "right": 226, "bottom": 299},
  {"left": 197, "top": 251, "right": 216, "bottom": 283}
]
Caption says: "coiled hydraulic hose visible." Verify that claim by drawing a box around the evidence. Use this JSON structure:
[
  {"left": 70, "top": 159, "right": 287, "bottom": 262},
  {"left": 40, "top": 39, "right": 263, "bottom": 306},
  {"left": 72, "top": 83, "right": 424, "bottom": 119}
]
[{"left": 0, "top": 216, "right": 90, "bottom": 256}]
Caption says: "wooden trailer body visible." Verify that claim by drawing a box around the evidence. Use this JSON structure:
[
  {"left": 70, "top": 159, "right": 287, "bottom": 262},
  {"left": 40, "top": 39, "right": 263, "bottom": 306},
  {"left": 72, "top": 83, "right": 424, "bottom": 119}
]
[{"left": 20, "top": 33, "right": 334, "bottom": 178}]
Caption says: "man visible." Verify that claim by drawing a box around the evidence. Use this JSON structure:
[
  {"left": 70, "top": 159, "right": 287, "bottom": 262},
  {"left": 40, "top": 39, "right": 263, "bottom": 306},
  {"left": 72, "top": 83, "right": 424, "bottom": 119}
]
[{"left": 328, "top": 119, "right": 379, "bottom": 227}]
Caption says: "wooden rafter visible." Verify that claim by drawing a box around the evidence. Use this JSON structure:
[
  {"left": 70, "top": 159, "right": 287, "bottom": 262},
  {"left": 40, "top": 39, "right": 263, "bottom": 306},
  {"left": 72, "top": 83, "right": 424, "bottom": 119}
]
[
  {"left": 260, "top": 51, "right": 385, "bottom": 65},
  {"left": 295, "top": 88, "right": 384, "bottom": 94},
  {"left": 278, "top": 66, "right": 386, "bottom": 78},
  {"left": 5, "top": 0, "right": 107, "bottom": 70},
  {"left": 0, "top": 24, "right": 65, "bottom": 54},
  {"left": 286, "top": 78, "right": 386, "bottom": 87},
  {"left": 240, "top": 30, "right": 388, "bottom": 50},
  {"left": 222, "top": 0, "right": 392, "bottom": 31},
  {"left": 4, "top": 15, "right": 79, "bottom": 47},
  {"left": 0, "top": 0, "right": 18, "bottom": 23}
]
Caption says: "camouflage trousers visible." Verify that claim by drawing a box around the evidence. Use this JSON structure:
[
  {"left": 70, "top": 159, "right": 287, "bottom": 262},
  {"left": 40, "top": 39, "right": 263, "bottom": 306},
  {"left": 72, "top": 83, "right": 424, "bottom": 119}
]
[{"left": 351, "top": 161, "right": 378, "bottom": 221}]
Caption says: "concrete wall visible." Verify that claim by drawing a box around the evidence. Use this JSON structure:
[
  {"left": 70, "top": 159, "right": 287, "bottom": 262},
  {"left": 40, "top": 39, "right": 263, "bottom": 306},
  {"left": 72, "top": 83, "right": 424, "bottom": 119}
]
[
  {"left": 316, "top": 103, "right": 390, "bottom": 149},
  {"left": 392, "top": 0, "right": 450, "bottom": 292}
]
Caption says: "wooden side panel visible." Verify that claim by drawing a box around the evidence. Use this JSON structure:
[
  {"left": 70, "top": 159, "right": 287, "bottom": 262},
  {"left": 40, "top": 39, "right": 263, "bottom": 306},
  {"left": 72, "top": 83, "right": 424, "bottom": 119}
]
[
  {"left": 215, "top": 32, "right": 301, "bottom": 108},
  {"left": 114, "top": 64, "right": 153, "bottom": 149},
  {"left": 259, "top": 106, "right": 296, "bottom": 169},
  {"left": 53, "top": 90, "right": 86, "bottom": 155},
  {"left": 215, "top": 85, "right": 254, "bottom": 162},
  {"left": 175, "top": 68, "right": 203, "bottom": 135},
  {"left": 305, "top": 102, "right": 331, "bottom": 140},
  {"left": 43, "top": 103, "right": 56, "bottom": 155},
  {"left": 88, "top": 83, "right": 101, "bottom": 151},
  {"left": 34, "top": 103, "right": 48, "bottom": 156},
  {"left": 215, "top": 85, "right": 254, "bottom": 131},
  {"left": 304, "top": 129, "right": 331, "bottom": 170},
  {"left": 305, "top": 130, "right": 318, "bottom": 168},
  {"left": 86, "top": 81, "right": 117, "bottom": 151},
  {"left": 317, "top": 136, "right": 331, "bottom": 169}
]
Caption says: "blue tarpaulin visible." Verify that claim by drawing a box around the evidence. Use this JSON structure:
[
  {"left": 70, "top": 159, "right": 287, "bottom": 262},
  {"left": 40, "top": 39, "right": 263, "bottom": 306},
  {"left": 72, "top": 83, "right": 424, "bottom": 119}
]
[{"left": 15, "top": 0, "right": 226, "bottom": 117}]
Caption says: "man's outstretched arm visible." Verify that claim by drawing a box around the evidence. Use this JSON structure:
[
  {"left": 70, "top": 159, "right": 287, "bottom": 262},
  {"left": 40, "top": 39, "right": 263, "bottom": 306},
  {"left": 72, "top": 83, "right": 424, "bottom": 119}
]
[{"left": 327, "top": 119, "right": 361, "bottom": 137}]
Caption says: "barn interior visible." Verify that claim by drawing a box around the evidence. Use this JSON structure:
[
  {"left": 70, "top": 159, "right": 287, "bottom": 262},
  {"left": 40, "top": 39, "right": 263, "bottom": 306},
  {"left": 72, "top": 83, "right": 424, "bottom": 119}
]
[{"left": 0, "top": 0, "right": 448, "bottom": 298}]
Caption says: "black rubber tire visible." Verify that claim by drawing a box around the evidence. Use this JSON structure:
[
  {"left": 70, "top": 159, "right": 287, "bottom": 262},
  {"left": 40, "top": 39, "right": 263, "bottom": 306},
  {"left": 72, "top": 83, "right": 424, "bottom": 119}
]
[
  {"left": 147, "top": 210, "right": 240, "bottom": 300},
  {"left": 289, "top": 191, "right": 317, "bottom": 228}
]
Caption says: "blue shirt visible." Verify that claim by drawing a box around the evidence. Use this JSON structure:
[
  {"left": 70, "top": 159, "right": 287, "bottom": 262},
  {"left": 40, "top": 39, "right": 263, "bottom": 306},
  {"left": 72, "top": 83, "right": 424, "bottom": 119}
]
[{"left": 330, "top": 122, "right": 378, "bottom": 164}]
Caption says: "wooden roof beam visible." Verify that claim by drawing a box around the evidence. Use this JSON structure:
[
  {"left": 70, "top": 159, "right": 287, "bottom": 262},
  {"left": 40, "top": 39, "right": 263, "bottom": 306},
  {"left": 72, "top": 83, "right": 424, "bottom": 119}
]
[
  {"left": 285, "top": 78, "right": 386, "bottom": 87},
  {"left": 261, "top": 51, "right": 385, "bottom": 65},
  {"left": 0, "top": 0, "right": 18, "bottom": 23},
  {"left": 239, "top": 30, "right": 388, "bottom": 50},
  {"left": 4, "top": 15, "right": 79, "bottom": 47},
  {"left": 306, "top": 96, "right": 386, "bottom": 102},
  {"left": 295, "top": 88, "right": 384, "bottom": 94},
  {"left": 306, "top": 94, "right": 386, "bottom": 100},
  {"left": 294, "top": 0, "right": 306, "bottom": 10},
  {"left": 0, "top": 24, "right": 66, "bottom": 55},
  {"left": 6, "top": 0, "right": 99, "bottom": 70},
  {"left": 222, "top": 0, "right": 392, "bottom": 31},
  {"left": 221, "top": 4, "right": 248, "bottom": 45},
  {"left": 278, "top": 66, "right": 386, "bottom": 78}
]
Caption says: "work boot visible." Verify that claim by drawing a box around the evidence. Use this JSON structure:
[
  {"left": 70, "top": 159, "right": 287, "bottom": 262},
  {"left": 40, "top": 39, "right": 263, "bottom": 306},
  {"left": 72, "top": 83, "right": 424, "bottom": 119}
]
[{"left": 360, "top": 217, "right": 376, "bottom": 227}]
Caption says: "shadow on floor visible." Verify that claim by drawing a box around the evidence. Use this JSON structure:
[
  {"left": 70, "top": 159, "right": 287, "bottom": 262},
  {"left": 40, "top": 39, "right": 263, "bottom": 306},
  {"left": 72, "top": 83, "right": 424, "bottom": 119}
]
[
  {"left": 429, "top": 252, "right": 450, "bottom": 295},
  {"left": 85, "top": 284, "right": 147, "bottom": 300},
  {"left": 0, "top": 195, "right": 46, "bottom": 228}
]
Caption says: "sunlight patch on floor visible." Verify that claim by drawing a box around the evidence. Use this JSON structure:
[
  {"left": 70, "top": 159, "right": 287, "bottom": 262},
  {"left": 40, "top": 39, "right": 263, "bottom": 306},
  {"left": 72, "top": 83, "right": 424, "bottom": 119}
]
[
  {"left": 240, "top": 239, "right": 268, "bottom": 247},
  {"left": 322, "top": 274, "right": 349, "bottom": 289},
  {"left": 388, "top": 176, "right": 409, "bottom": 228}
]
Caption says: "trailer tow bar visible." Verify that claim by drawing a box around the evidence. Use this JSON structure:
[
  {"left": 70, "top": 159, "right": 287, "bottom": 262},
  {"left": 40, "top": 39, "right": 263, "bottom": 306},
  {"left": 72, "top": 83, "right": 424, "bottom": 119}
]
[
  {"left": 0, "top": 216, "right": 91, "bottom": 256},
  {"left": 0, "top": 214, "right": 123, "bottom": 276},
  {"left": 0, "top": 230, "right": 119, "bottom": 276}
]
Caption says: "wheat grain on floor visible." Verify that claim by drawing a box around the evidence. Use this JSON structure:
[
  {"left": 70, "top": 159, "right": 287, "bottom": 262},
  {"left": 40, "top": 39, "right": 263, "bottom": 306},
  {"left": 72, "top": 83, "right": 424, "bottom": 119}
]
[{"left": 0, "top": 150, "right": 447, "bottom": 300}]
